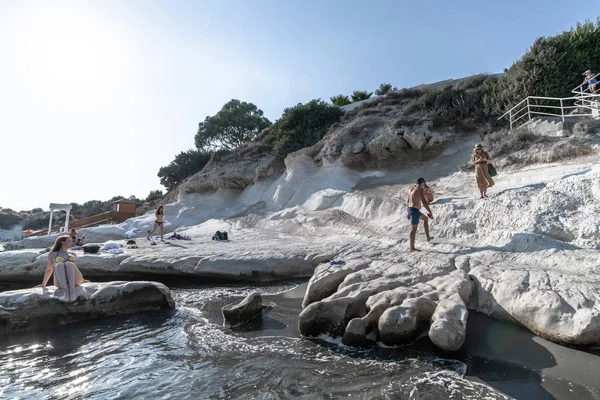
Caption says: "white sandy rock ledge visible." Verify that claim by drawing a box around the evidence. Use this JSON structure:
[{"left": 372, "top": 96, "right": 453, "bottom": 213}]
[
  {"left": 0, "top": 281, "right": 175, "bottom": 334},
  {"left": 0, "top": 227, "right": 341, "bottom": 284}
]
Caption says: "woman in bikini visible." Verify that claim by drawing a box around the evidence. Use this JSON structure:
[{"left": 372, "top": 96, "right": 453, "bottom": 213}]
[
  {"left": 40, "top": 235, "right": 89, "bottom": 302},
  {"left": 147, "top": 205, "right": 165, "bottom": 242}
]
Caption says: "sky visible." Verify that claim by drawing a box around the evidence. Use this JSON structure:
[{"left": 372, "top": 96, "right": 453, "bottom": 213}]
[{"left": 0, "top": 0, "right": 594, "bottom": 211}]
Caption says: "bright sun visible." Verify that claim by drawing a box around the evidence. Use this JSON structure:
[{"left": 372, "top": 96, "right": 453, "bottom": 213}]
[{"left": 13, "top": 3, "right": 131, "bottom": 110}]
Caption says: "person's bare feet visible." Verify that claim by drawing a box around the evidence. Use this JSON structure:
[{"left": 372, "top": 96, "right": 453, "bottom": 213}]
[{"left": 68, "top": 291, "right": 77, "bottom": 302}]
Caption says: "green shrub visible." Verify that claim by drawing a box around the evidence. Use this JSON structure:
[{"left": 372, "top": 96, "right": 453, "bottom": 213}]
[
  {"left": 145, "top": 190, "right": 164, "bottom": 202},
  {"left": 351, "top": 90, "right": 374, "bottom": 102},
  {"left": 330, "top": 95, "right": 351, "bottom": 106},
  {"left": 375, "top": 83, "right": 398, "bottom": 96},
  {"left": 21, "top": 216, "right": 48, "bottom": 231},
  {"left": 195, "top": 99, "right": 271, "bottom": 151},
  {"left": 269, "top": 100, "right": 343, "bottom": 159},
  {"left": 158, "top": 149, "right": 213, "bottom": 191},
  {"left": 0, "top": 213, "right": 21, "bottom": 230}
]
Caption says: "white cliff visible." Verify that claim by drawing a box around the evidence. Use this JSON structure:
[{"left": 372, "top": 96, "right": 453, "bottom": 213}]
[{"left": 2, "top": 128, "right": 600, "bottom": 351}]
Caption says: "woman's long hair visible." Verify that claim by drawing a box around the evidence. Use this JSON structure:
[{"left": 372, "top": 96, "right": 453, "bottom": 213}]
[
  {"left": 50, "top": 235, "right": 70, "bottom": 253},
  {"left": 156, "top": 206, "right": 163, "bottom": 215}
]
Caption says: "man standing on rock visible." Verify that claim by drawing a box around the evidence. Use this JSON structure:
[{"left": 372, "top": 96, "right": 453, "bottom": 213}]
[{"left": 407, "top": 178, "right": 434, "bottom": 252}]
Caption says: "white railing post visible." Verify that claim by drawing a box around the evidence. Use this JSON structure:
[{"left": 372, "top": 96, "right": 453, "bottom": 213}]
[
  {"left": 526, "top": 97, "right": 531, "bottom": 123},
  {"left": 560, "top": 98, "right": 565, "bottom": 121},
  {"left": 509, "top": 110, "right": 513, "bottom": 130}
]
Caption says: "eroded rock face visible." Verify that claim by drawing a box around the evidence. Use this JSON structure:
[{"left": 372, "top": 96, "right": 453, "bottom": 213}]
[
  {"left": 299, "top": 258, "right": 473, "bottom": 351},
  {"left": 178, "top": 145, "right": 283, "bottom": 195},
  {"left": 0, "top": 281, "right": 175, "bottom": 334},
  {"left": 222, "top": 292, "right": 263, "bottom": 327}
]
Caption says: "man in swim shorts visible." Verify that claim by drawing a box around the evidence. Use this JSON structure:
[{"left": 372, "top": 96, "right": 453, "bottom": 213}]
[{"left": 407, "top": 177, "right": 434, "bottom": 252}]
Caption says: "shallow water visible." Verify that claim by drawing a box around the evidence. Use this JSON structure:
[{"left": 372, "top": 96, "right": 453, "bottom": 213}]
[{"left": 0, "top": 282, "right": 586, "bottom": 399}]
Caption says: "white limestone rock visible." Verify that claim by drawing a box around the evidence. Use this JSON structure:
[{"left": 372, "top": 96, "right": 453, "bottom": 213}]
[{"left": 0, "top": 281, "right": 175, "bottom": 334}]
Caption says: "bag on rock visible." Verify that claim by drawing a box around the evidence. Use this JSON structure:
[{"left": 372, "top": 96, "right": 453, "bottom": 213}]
[
  {"left": 212, "top": 231, "right": 229, "bottom": 241},
  {"left": 83, "top": 244, "right": 100, "bottom": 254}
]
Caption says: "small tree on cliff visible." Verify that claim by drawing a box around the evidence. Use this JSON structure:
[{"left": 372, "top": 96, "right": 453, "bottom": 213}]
[
  {"left": 158, "top": 149, "right": 212, "bottom": 190},
  {"left": 375, "top": 83, "right": 398, "bottom": 96},
  {"left": 269, "top": 99, "right": 343, "bottom": 159},
  {"left": 351, "top": 90, "right": 373, "bottom": 102},
  {"left": 330, "top": 95, "right": 352, "bottom": 106},
  {"left": 195, "top": 99, "right": 271, "bottom": 151}
]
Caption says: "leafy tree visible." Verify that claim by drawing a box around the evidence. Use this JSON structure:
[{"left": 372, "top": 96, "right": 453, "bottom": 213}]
[
  {"left": 127, "top": 195, "right": 142, "bottom": 203},
  {"left": 375, "top": 83, "right": 398, "bottom": 96},
  {"left": 1, "top": 208, "right": 15, "bottom": 214},
  {"left": 330, "top": 95, "right": 352, "bottom": 106},
  {"left": 195, "top": 99, "right": 271, "bottom": 151},
  {"left": 269, "top": 100, "right": 343, "bottom": 159},
  {"left": 158, "top": 149, "right": 213, "bottom": 190},
  {"left": 82, "top": 200, "right": 104, "bottom": 216},
  {"left": 351, "top": 90, "right": 374, "bottom": 102},
  {"left": 30, "top": 208, "right": 43, "bottom": 214},
  {"left": 145, "top": 190, "right": 163, "bottom": 202}
]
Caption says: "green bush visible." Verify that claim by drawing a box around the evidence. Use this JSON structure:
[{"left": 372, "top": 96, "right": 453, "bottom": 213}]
[
  {"left": 0, "top": 213, "right": 21, "bottom": 230},
  {"left": 145, "top": 190, "right": 163, "bottom": 202},
  {"left": 330, "top": 95, "right": 351, "bottom": 106},
  {"left": 351, "top": 90, "right": 374, "bottom": 102},
  {"left": 158, "top": 149, "right": 213, "bottom": 191},
  {"left": 375, "top": 83, "right": 398, "bottom": 96},
  {"left": 195, "top": 99, "right": 271, "bottom": 151},
  {"left": 21, "top": 216, "right": 48, "bottom": 231},
  {"left": 269, "top": 100, "right": 343, "bottom": 159}
]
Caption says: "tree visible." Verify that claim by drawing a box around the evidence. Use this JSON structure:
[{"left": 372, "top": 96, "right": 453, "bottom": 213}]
[
  {"left": 330, "top": 94, "right": 351, "bottom": 106},
  {"left": 375, "top": 83, "right": 398, "bottom": 96},
  {"left": 158, "top": 149, "right": 213, "bottom": 190},
  {"left": 269, "top": 99, "right": 343, "bottom": 159},
  {"left": 145, "top": 190, "right": 163, "bottom": 202},
  {"left": 195, "top": 99, "right": 271, "bottom": 151},
  {"left": 351, "top": 90, "right": 374, "bottom": 102}
]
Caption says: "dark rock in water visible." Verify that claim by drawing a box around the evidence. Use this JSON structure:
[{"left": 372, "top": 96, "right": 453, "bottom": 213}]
[
  {"left": 222, "top": 292, "right": 263, "bottom": 327},
  {"left": 0, "top": 281, "right": 175, "bottom": 334}
]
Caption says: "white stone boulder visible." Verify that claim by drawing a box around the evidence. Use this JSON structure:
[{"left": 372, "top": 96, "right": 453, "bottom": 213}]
[
  {"left": 299, "top": 256, "right": 474, "bottom": 351},
  {"left": 0, "top": 281, "right": 175, "bottom": 334}
]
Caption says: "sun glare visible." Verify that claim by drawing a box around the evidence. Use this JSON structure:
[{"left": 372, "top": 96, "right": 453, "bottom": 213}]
[{"left": 14, "top": 4, "right": 132, "bottom": 110}]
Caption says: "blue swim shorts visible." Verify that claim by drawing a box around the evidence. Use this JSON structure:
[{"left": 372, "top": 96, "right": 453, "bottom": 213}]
[{"left": 408, "top": 207, "right": 422, "bottom": 225}]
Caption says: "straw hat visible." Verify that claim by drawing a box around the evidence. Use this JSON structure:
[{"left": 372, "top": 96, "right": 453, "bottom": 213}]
[{"left": 474, "top": 143, "right": 484, "bottom": 150}]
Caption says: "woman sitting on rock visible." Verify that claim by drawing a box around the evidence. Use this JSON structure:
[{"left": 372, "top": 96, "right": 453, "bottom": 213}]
[
  {"left": 40, "top": 235, "right": 89, "bottom": 302},
  {"left": 471, "top": 144, "right": 494, "bottom": 198}
]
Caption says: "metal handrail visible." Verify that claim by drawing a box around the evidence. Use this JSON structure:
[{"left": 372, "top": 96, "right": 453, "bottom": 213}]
[
  {"left": 572, "top": 72, "right": 600, "bottom": 95},
  {"left": 498, "top": 92, "right": 600, "bottom": 129}
]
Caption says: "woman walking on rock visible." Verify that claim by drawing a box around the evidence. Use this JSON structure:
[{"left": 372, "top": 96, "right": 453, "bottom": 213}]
[
  {"left": 471, "top": 144, "right": 494, "bottom": 198},
  {"left": 147, "top": 205, "right": 165, "bottom": 242}
]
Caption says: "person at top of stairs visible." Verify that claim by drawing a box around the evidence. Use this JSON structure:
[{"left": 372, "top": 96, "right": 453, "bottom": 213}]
[{"left": 583, "top": 70, "right": 597, "bottom": 94}]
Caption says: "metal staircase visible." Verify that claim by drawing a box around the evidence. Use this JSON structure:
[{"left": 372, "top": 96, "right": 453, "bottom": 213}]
[{"left": 498, "top": 72, "right": 600, "bottom": 129}]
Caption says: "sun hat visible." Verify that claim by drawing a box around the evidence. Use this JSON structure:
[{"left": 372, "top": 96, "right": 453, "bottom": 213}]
[
  {"left": 583, "top": 70, "right": 592, "bottom": 75},
  {"left": 474, "top": 143, "right": 484, "bottom": 150}
]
